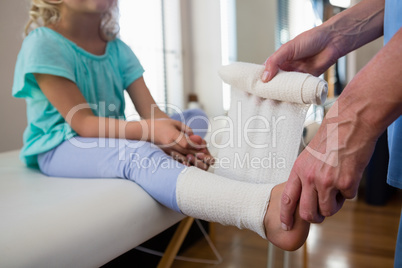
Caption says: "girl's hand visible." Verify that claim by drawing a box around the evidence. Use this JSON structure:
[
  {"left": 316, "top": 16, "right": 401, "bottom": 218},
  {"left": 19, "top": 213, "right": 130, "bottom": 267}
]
[
  {"left": 185, "top": 134, "right": 215, "bottom": 171},
  {"left": 170, "top": 134, "right": 215, "bottom": 171},
  {"left": 161, "top": 133, "right": 213, "bottom": 171},
  {"left": 142, "top": 118, "right": 192, "bottom": 152},
  {"left": 142, "top": 119, "right": 214, "bottom": 170}
]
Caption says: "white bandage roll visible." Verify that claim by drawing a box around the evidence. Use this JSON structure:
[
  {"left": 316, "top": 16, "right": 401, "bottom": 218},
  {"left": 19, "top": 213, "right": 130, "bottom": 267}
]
[
  {"left": 218, "top": 62, "right": 328, "bottom": 105},
  {"left": 176, "top": 167, "right": 274, "bottom": 238},
  {"left": 214, "top": 61, "right": 328, "bottom": 184},
  {"left": 213, "top": 88, "right": 306, "bottom": 184}
]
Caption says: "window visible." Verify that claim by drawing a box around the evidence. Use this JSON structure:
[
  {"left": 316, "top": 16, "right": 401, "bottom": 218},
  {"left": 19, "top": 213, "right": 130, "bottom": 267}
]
[
  {"left": 276, "top": 0, "right": 326, "bottom": 126},
  {"left": 119, "top": 0, "right": 183, "bottom": 120},
  {"left": 220, "top": 0, "right": 237, "bottom": 111},
  {"left": 276, "top": 0, "right": 323, "bottom": 49}
]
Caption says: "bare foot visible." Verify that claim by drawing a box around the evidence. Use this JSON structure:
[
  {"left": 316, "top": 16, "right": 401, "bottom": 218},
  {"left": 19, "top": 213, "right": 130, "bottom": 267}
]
[{"left": 264, "top": 182, "right": 310, "bottom": 251}]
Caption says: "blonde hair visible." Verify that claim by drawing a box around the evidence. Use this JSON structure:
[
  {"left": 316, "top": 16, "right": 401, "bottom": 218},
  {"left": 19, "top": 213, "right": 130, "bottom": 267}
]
[{"left": 24, "top": 0, "right": 119, "bottom": 41}]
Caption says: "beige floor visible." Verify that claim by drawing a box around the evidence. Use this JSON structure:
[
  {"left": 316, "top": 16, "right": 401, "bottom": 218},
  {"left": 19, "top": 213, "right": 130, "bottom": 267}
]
[{"left": 170, "top": 189, "right": 401, "bottom": 268}]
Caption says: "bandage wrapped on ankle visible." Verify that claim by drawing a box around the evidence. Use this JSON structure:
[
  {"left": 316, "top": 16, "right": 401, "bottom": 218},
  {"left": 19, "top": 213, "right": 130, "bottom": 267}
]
[
  {"left": 175, "top": 62, "right": 327, "bottom": 238},
  {"left": 176, "top": 166, "right": 273, "bottom": 238}
]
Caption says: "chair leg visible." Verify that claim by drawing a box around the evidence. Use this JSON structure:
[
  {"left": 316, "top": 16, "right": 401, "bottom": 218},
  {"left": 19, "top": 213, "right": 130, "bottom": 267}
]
[
  {"left": 267, "top": 241, "right": 274, "bottom": 268},
  {"left": 157, "top": 217, "right": 194, "bottom": 268},
  {"left": 209, "top": 222, "right": 216, "bottom": 243},
  {"left": 303, "top": 241, "right": 308, "bottom": 268},
  {"left": 267, "top": 241, "right": 308, "bottom": 268}
]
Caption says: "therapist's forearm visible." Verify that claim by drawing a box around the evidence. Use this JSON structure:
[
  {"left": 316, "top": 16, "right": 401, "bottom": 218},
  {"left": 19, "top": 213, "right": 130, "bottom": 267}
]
[
  {"left": 326, "top": 27, "right": 402, "bottom": 141},
  {"left": 323, "top": 0, "right": 385, "bottom": 57}
]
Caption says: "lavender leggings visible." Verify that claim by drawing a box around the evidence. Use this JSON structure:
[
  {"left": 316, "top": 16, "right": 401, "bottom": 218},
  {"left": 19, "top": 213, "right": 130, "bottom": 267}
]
[{"left": 38, "top": 109, "right": 209, "bottom": 212}]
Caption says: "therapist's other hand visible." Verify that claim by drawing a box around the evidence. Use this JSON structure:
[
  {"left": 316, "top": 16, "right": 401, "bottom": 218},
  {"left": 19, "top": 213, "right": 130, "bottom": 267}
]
[
  {"left": 262, "top": 26, "right": 342, "bottom": 82},
  {"left": 280, "top": 103, "right": 378, "bottom": 230}
]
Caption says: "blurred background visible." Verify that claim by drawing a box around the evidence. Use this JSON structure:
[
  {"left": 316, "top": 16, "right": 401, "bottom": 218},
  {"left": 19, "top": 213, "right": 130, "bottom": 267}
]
[{"left": 0, "top": 1, "right": 398, "bottom": 267}]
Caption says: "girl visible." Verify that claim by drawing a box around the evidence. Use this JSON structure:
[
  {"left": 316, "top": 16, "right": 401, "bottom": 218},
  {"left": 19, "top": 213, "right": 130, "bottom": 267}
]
[{"left": 13, "top": 0, "right": 309, "bottom": 251}]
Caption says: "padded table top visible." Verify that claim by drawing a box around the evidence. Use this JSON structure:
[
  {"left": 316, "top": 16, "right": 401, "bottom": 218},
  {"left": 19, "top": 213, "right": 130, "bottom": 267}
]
[{"left": 0, "top": 150, "right": 184, "bottom": 267}]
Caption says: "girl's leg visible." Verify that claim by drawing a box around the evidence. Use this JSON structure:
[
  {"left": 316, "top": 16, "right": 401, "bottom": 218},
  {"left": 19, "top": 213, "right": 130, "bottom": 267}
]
[
  {"left": 38, "top": 136, "right": 270, "bottom": 237},
  {"left": 38, "top": 137, "right": 275, "bottom": 238},
  {"left": 38, "top": 137, "right": 185, "bottom": 212},
  {"left": 176, "top": 166, "right": 272, "bottom": 238},
  {"left": 37, "top": 110, "right": 208, "bottom": 212},
  {"left": 38, "top": 137, "right": 309, "bottom": 249},
  {"left": 176, "top": 166, "right": 310, "bottom": 250}
]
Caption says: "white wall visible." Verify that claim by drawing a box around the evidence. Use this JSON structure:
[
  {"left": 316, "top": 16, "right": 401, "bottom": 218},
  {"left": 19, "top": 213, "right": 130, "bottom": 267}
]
[
  {"left": 236, "top": 0, "right": 277, "bottom": 64},
  {"left": 182, "top": 0, "right": 277, "bottom": 117},
  {"left": 182, "top": 0, "right": 224, "bottom": 117},
  {"left": 0, "top": 0, "right": 30, "bottom": 153}
]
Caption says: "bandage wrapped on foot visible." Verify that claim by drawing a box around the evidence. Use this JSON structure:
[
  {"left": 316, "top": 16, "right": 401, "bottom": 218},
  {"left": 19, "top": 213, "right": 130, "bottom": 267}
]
[{"left": 176, "top": 62, "right": 327, "bottom": 239}]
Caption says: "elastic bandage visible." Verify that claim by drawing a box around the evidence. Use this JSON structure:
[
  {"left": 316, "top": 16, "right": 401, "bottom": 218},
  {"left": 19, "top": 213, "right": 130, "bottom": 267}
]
[
  {"left": 175, "top": 62, "right": 327, "bottom": 238},
  {"left": 176, "top": 166, "right": 273, "bottom": 238}
]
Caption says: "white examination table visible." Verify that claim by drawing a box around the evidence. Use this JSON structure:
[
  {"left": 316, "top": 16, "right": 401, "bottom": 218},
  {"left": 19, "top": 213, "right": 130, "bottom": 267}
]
[{"left": 0, "top": 150, "right": 184, "bottom": 267}]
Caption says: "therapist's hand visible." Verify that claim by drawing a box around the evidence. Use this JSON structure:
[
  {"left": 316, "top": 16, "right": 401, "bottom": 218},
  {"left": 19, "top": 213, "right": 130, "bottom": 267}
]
[
  {"left": 261, "top": 25, "right": 346, "bottom": 228},
  {"left": 262, "top": 25, "right": 342, "bottom": 82},
  {"left": 262, "top": 0, "right": 385, "bottom": 82},
  {"left": 281, "top": 102, "right": 378, "bottom": 230},
  {"left": 262, "top": 0, "right": 392, "bottom": 231},
  {"left": 267, "top": 29, "right": 378, "bottom": 228}
]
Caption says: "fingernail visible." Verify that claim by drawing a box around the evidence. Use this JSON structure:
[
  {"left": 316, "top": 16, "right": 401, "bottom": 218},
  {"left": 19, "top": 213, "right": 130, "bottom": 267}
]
[
  {"left": 281, "top": 223, "right": 289, "bottom": 231},
  {"left": 262, "top": 71, "right": 269, "bottom": 82}
]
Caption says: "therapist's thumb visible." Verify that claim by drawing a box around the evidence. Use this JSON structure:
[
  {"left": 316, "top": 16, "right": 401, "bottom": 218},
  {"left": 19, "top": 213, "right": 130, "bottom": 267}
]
[
  {"left": 262, "top": 58, "right": 279, "bottom": 83},
  {"left": 263, "top": 41, "right": 296, "bottom": 82},
  {"left": 280, "top": 172, "right": 302, "bottom": 231}
]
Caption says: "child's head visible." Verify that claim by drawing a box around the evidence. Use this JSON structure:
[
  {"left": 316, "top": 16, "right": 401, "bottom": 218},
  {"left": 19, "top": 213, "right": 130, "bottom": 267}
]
[{"left": 24, "top": 0, "right": 119, "bottom": 40}]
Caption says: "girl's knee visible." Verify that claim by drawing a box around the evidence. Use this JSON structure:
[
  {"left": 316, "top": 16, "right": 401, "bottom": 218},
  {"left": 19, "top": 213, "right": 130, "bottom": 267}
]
[
  {"left": 183, "top": 109, "right": 209, "bottom": 138},
  {"left": 186, "top": 108, "right": 207, "bottom": 119}
]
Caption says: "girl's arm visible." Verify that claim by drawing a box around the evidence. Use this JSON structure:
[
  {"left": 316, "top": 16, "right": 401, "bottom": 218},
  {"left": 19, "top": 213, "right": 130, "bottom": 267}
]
[
  {"left": 126, "top": 77, "right": 168, "bottom": 120},
  {"left": 126, "top": 76, "right": 215, "bottom": 169},
  {"left": 34, "top": 74, "right": 195, "bottom": 156}
]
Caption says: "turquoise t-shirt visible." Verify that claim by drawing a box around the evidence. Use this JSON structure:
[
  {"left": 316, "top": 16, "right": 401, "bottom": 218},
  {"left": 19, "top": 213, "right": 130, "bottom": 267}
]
[
  {"left": 12, "top": 27, "right": 145, "bottom": 167},
  {"left": 384, "top": 0, "right": 402, "bottom": 189}
]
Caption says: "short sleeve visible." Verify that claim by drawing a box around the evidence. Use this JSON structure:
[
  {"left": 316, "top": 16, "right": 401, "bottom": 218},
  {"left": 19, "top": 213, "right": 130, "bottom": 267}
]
[
  {"left": 12, "top": 28, "right": 76, "bottom": 99},
  {"left": 115, "top": 39, "right": 145, "bottom": 89}
]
